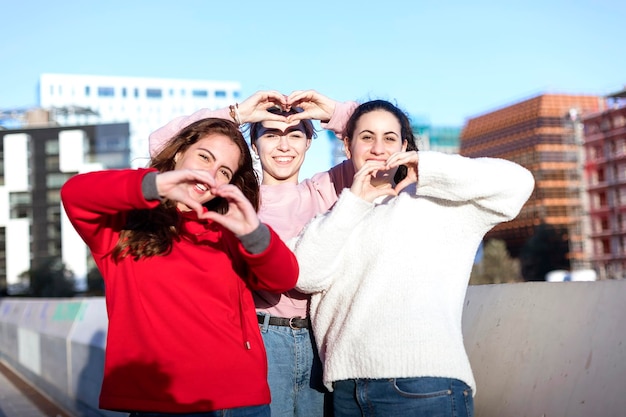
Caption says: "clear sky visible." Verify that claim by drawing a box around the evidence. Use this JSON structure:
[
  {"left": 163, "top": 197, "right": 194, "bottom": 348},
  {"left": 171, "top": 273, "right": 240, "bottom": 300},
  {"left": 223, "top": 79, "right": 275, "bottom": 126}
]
[
  {"left": 1, "top": 0, "right": 625, "bottom": 176},
  {"left": 2, "top": 0, "right": 624, "bottom": 122}
]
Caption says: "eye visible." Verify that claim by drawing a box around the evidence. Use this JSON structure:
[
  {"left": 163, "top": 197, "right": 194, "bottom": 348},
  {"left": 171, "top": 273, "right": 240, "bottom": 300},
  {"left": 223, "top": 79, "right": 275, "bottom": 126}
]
[
  {"left": 219, "top": 168, "right": 232, "bottom": 181},
  {"left": 264, "top": 133, "right": 279, "bottom": 139},
  {"left": 385, "top": 136, "right": 398, "bottom": 142},
  {"left": 288, "top": 132, "right": 306, "bottom": 140},
  {"left": 198, "top": 153, "right": 210, "bottom": 161}
]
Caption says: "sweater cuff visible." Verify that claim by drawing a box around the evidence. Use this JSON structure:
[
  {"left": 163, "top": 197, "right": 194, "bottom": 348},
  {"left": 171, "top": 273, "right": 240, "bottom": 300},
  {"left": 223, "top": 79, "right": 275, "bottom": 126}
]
[
  {"left": 141, "top": 171, "right": 161, "bottom": 201},
  {"left": 239, "top": 223, "right": 270, "bottom": 254}
]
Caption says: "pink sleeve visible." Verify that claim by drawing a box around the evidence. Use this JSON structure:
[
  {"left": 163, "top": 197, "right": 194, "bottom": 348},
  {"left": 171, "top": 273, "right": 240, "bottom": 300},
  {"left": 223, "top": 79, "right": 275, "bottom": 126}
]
[
  {"left": 149, "top": 107, "right": 232, "bottom": 157},
  {"left": 321, "top": 101, "right": 358, "bottom": 139}
]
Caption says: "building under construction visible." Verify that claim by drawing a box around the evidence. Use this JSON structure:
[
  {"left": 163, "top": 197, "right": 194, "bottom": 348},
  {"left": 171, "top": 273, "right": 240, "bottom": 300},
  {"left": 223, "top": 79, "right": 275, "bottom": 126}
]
[
  {"left": 582, "top": 88, "right": 626, "bottom": 279},
  {"left": 460, "top": 94, "right": 606, "bottom": 270}
]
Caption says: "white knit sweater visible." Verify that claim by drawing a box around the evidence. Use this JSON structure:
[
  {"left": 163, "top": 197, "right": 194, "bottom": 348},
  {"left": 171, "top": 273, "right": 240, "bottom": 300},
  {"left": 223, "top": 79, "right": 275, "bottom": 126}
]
[{"left": 291, "top": 151, "right": 535, "bottom": 393}]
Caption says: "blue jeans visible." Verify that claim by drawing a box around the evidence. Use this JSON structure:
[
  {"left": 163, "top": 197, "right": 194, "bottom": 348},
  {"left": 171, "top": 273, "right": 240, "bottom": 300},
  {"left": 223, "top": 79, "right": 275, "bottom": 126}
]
[
  {"left": 333, "top": 377, "right": 473, "bottom": 417},
  {"left": 128, "top": 404, "right": 270, "bottom": 417},
  {"left": 258, "top": 318, "right": 328, "bottom": 417}
]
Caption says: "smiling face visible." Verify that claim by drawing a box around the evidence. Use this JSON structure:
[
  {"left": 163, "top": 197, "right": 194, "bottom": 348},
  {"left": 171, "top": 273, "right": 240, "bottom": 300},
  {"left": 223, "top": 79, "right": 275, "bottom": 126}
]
[
  {"left": 344, "top": 109, "right": 407, "bottom": 185},
  {"left": 173, "top": 133, "right": 241, "bottom": 210},
  {"left": 252, "top": 120, "right": 312, "bottom": 185}
]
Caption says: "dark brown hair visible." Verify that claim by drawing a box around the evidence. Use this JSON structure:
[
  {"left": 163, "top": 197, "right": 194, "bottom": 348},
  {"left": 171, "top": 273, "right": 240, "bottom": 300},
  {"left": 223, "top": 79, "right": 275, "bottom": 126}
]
[{"left": 111, "top": 118, "right": 260, "bottom": 261}]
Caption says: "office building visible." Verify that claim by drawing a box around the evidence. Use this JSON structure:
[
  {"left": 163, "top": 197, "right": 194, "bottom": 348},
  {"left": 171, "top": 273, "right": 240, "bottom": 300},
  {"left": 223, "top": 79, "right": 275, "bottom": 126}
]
[
  {"left": 460, "top": 93, "right": 606, "bottom": 264},
  {"left": 38, "top": 74, "right": 241, "bottom": 168}
]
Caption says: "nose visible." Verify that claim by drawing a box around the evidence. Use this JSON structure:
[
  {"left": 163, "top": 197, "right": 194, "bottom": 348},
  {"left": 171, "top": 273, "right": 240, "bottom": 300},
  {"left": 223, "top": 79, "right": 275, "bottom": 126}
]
[
  {"left": 370, "top": 138, "right": 385, "bottom": 155},
  {"left": 277, "top": 135, "right": 290, "bottom": 151}
]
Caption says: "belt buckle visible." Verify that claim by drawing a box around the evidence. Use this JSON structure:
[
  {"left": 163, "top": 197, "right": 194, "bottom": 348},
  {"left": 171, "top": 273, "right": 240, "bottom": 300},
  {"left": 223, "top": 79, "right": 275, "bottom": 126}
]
[{"left": 288, "top": 317, "right": 300, "bottom": 329}]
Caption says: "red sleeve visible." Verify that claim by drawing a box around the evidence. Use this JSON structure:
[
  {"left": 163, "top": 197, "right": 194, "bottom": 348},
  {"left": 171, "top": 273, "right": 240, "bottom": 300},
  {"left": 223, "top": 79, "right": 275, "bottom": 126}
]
[{"left": 60, "top": 169, "right": 160, "bottom": 255}]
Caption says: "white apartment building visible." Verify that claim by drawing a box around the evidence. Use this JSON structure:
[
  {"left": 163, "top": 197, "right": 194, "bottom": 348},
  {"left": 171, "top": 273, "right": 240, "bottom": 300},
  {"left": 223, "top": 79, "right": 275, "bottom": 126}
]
[{"left": 39, "top": 74, "right": 241, "bottom": 168}]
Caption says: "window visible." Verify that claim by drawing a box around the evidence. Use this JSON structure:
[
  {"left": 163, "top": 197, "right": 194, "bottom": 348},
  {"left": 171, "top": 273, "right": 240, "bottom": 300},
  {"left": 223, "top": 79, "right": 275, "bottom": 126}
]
[
  {"left": 46, "top": 155, "right": 59, "bottom": 171},
  {"left": 134, "top": 88, "right": 139, "bottom": 98},
  {"left": 98, "top": 87, "right": 115, "bottom": 97},
  {"left": 146, "top": 88, "right": 162, "bottom": 98},
  {"left": 46, "top": 173, "right": 73, "bottom": 188},
  {"left": 122, "top": 87, "right": 127, "bottom": 97},
  {"left": 192, "top": 89, "right": 208, "bottom": 98},
  {"left": 215, "top": 90, "right": 226, "bottom": 98},
  {"left": 10, "top": 192, "right": 31, "bottom": 219},
  {"left": 47, "top": 206, "right": 61, "bottom": 223},
  {"left": 47, "top": 190, "right": 61, "bottom": 204},
  {"left": 85, "top": 86, "right": 91, "bottom": 96},
  {"left": 46, "top": 139, "right": 59, "bottom": 155}
]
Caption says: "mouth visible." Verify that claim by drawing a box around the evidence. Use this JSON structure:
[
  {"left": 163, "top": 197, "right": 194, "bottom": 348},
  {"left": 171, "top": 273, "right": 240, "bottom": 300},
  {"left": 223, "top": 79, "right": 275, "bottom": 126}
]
[
  {"left": 194, "top": 183, "right": 208, "bottom": 193},
  {"left": 273, "top": 156, "right": 295, "bottom": 164}
]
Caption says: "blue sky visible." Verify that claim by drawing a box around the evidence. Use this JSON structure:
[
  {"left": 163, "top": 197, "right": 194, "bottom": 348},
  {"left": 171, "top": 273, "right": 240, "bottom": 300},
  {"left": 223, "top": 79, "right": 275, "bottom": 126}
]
[{"left": 1, "top": 0, "right": 625, "bottom": 176}]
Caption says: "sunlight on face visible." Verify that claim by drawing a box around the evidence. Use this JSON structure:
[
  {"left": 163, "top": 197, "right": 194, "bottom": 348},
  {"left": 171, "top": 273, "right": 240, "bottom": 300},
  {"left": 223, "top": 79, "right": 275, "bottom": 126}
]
[
  {"left": 173, "top": 133, "right": 241, "bottom": 210},
  {"left": 345, "top": 110, "right": 406, "bottom": 183},
  {"left": 253, "top": 120, "right": 311, "bottom": 185}
]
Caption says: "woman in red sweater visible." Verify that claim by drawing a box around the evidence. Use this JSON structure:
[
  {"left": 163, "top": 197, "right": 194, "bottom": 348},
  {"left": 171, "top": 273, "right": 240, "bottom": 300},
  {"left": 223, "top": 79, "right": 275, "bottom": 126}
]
[{"left": 60, "top": 118, "right": 298, "bottom": 417}]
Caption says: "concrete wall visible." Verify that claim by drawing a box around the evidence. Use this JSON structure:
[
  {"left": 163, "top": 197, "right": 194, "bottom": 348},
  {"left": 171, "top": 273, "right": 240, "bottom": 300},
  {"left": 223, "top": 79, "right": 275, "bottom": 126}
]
[
  {"left": 0, "top": 280, "right": 624, "bottom": 416},
  {"left": 0, "top": 298, "right": 122, "bottom": 417},
  {"left": 463, "top": 280, "right": 626, "bottom": 416}
]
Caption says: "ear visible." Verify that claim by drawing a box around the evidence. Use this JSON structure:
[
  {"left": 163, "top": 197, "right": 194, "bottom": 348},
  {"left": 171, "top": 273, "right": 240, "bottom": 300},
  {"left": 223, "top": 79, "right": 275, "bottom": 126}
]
[
  {"left": 174, "top": 151, "right": 181, "bottom": 164},
  {"left": 343, "top": 138, "right": 351, "bottom": 159},
  {"left": 402, "top": 139, "right": 408, "bottom": 152},
  {"left": 251, "top": 143, "right": 259, "bottom": 156},
  {"left": 305, "top": 138, "right": 312, "bottom": 151}
]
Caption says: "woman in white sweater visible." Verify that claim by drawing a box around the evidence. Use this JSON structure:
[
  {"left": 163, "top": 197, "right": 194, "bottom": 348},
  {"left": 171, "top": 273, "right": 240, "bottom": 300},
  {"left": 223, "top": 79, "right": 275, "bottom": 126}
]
[{"left": 291, "top": 100, "right": 535, "bottom": 417}]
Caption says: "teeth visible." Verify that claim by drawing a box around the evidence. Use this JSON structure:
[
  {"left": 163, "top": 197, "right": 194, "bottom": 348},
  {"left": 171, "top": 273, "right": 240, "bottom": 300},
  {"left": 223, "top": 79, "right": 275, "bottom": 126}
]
[
  {"left": 275, "top": 157, "right": 293, "bottom": 163},
  {"left": 196, "top": 183, "right": 207, "bottom": 191}
]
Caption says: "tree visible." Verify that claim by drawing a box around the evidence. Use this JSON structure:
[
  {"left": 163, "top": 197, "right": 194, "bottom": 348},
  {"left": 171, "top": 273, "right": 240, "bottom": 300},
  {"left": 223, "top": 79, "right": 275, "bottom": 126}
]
[
  {"left": 519, "top": 223, "right": 570, "bottom": 282},
  {"left": 23, "top": 258, "right": 75, "bottom": 297},
  {"left": 470, "top": 239, "right": 521, "bottom": 285},
  {"left": 86, "top": 266, "right": 105, "bottom": 296}
]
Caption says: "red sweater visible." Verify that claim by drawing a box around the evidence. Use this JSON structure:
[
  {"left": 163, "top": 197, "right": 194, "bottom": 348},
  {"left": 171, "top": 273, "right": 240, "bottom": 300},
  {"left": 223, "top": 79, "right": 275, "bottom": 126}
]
[{"left": 60, "top": 169, "right": 298, "bottom": 413}]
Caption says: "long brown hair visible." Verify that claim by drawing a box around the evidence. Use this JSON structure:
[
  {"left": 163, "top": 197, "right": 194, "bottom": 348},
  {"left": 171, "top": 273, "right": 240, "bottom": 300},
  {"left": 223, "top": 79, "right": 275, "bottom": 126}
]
[{"left": 111, "top": 118, "right": 260, "bottom": 261}]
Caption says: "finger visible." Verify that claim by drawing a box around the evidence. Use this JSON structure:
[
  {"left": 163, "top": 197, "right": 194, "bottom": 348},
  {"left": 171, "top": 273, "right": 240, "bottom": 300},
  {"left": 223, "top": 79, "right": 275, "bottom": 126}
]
[{"left": 286, "top": 90, "right": 315, "bottom": 107}]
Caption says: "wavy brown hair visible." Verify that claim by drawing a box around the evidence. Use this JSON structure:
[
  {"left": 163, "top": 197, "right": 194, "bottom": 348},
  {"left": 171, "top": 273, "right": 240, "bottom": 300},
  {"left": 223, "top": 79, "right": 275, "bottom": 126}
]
[{"left": 111, "top": 118, "right": 260, "bottom": 261}]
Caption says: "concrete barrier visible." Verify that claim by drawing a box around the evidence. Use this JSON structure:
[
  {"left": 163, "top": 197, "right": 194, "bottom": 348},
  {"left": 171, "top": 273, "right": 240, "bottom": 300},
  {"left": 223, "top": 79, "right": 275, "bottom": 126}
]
[
  {"left": 463, "top": 280, "right": 626, "bottom": 416},
  {"left": 0, "top": 298, "right": 121, "bottom": 417},
  {"left": 0, "top": 280, "right": 624, "bottom": 416}
]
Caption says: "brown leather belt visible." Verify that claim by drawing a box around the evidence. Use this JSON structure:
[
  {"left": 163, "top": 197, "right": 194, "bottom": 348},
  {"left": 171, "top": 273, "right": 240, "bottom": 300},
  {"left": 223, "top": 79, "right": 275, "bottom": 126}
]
[{"left": 257, "top": 314, "right": 310, "bottom": 329}]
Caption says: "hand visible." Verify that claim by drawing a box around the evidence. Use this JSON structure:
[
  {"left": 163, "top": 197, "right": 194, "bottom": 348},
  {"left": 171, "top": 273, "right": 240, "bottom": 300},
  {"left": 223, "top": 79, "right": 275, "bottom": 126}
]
[
  {"left": 285, "top": 90, "right": 337, "bottom": 123},
  {"left": 386, "top": 151, "right": 419, "bottom": 191},
  {"left": 350, "top": 160, "right": 398, "bottom": 203},
  {"left": 237, "top": 90, "right": 289, "bottom": 123},
  {"left": 200, "top": 184, "right": 261, "bottom": 236},
  {"left": 155, "top": 170, "right": 218, "bottom": 216}
]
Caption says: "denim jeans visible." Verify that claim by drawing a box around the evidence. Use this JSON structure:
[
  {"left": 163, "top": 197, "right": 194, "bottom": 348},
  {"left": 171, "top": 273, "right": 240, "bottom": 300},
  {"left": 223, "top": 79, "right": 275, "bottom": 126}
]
[
  {"left": 333, "top": 377, "right": 473, "bottom": 417},
  {"left": 128, "top": 404, "right": 270, "bottom": 417},
  {"left": 258, "top": 318, "right": 328, "bottom": 417}
]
